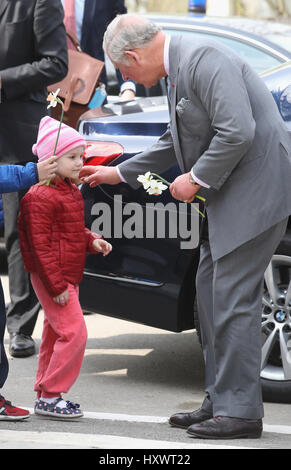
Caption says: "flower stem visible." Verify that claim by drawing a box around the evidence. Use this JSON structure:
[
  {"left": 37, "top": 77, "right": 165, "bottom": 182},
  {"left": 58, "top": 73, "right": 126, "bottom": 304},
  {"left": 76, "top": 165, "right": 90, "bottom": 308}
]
[
  {"left": 53, "top": 100, "right": 64, "bottom": 155},
  {"left": 45, "top": 99, "right": 64, "bottom": 186},
  {"left": 150, "top": 173, "right": 170, "bottom": 186},
  {"left": 190, "top": 203, "right": 205, "bottom": 218},
  {"left": 193, "top": 194, "right": 206, "bottom": 202}
]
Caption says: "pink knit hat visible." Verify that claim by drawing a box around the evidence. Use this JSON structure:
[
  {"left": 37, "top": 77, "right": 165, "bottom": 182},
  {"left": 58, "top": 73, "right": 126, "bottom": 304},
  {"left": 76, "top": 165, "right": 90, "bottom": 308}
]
[{"left": 32, "top": 116, "right": 86, "bottom": 162}]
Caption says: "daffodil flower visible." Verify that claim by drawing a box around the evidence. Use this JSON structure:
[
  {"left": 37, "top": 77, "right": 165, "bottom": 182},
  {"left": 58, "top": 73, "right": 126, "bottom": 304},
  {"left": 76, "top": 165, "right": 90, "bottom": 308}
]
[
  {"left": 45, "top": 88, "right": 64, "bottom": 186},
  {"left": 47, "top": 88, "right": 61, "bottom": 109},
  {"left": 146, "top": 179, "right": 168, "bottom": 195},
  {"left": 137, "top": 171, "right": 153, "bottom": 190}
]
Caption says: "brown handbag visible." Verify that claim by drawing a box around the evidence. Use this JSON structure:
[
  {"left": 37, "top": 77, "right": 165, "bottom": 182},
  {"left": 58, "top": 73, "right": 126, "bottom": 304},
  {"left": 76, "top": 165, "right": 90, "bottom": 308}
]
[{"left": 48, "top": 31, "right": 104, "bottom": 128}]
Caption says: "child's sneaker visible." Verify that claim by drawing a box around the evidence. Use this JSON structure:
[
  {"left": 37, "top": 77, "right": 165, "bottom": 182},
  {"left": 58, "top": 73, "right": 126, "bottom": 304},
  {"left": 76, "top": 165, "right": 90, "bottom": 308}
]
[
  {"left": 34, "top": 397, "right": 83, "bottom": 419},
  {"left": 0, "top": 395, "right": 30, "bottom": 421}
]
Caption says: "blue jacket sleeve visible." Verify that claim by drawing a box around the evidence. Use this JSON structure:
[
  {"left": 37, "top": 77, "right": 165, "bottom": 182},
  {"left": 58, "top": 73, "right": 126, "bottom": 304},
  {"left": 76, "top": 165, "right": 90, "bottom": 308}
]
[{"left": 0, "top": 163, "right": 38, "bottom": 194}]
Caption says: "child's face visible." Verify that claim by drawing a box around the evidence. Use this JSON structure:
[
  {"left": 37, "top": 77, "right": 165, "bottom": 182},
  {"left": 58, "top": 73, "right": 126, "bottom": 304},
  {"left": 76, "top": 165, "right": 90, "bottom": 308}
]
[{"left": 56, "top": 146, "right": 84, "bottom": 179}]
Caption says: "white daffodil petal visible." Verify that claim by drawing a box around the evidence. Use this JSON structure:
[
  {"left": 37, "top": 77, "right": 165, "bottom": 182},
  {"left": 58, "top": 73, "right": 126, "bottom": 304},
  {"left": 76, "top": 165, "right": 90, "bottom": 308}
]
[
  {"left": 148, "top": 187, "right": 161, "bottom": 195},
  {"left": 137, "top": 175, "right": 145, "bottom": 183},
  {"left": 137, "top": 172, "right": 153, "bottom": 189},
  {"left": 139, "top": 171, "right": 169, "bottom": 196}
]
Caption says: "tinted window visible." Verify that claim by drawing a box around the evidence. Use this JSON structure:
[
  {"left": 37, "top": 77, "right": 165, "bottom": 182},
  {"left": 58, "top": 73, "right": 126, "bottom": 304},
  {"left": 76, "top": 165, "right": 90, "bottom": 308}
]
[{"left": 164, "top": 29, "right": 283, "bottom": 74}]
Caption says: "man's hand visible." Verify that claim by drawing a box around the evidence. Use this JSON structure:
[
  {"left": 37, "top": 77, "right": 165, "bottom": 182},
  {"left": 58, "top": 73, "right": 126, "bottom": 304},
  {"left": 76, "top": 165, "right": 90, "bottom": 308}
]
[
  {"left": 79, "top": 165, "right": 121, "bottom": 187},
  {"left": 37, "top": 156, "right": 58, "bottom": 182},
  {"left": 169, "top": 172, "right": 201, "bottom": 203},
  {"left": 53, "top": 289, "right": 69, "bottom": 307},
  {"left": 119, "top": 89, "right": 135, "bottom": 102}
]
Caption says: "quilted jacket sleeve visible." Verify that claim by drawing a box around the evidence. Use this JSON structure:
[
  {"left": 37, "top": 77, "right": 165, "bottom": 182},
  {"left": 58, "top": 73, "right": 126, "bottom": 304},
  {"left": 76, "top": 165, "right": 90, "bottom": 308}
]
[
  {"left": 84, "top": 228, "right": 102, "bottom": 254},
  {"left": 19, "top": 192, "right": 68, "bottom": 297},
  {"left": 0, "top": 163, "right": 38, "bottom": 194}
]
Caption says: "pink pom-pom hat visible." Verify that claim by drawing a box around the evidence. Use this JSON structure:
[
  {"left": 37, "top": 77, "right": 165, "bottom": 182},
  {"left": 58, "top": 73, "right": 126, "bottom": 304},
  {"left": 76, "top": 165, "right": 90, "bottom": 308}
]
[{"left": 32, "top": 116, "right": 86, "bottom": 162}]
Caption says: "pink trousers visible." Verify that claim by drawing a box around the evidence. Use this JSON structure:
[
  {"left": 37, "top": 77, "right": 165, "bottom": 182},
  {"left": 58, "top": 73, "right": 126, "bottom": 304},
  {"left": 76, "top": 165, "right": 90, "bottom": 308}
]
[{"left": 30, "top": 273, "right": 87, "bottom": 398}]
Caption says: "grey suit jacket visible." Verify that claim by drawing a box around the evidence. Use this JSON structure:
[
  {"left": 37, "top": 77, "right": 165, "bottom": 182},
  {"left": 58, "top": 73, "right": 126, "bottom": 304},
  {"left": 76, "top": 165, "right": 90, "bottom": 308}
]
[{"left": 118, "top": 36, "right": 291, "bottom": 260}]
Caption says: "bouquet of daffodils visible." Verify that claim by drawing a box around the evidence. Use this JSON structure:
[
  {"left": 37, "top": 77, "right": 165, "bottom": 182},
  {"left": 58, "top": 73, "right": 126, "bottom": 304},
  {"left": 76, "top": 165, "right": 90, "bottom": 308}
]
[{"left": 137, "top": 171, "right": 205, "bottom": 217}]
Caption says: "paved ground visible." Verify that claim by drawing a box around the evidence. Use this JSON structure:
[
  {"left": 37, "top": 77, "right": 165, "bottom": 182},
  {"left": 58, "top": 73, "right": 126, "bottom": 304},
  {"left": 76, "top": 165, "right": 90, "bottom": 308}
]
[{"left": 1, "top": 274, "right": 291, "bottom": 452}]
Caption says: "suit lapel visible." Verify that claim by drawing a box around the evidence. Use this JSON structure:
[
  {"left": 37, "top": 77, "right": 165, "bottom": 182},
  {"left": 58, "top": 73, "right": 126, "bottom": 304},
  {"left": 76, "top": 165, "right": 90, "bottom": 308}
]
[
  {"left": 168, "top": 36, "right": 185, "bottom": 171},
  {"left": 0, "top": 0, "right": 9, "bottom": 21}
]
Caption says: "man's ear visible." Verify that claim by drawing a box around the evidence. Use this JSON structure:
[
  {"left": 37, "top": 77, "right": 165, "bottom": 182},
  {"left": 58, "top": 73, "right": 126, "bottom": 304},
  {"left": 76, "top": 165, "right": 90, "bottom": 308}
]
[{"left": 124, "top": 50, "right": 141, "bottom": 65}]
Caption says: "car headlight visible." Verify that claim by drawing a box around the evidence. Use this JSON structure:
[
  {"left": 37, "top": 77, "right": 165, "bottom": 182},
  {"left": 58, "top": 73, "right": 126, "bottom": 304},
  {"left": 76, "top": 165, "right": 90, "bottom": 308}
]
[{"left": 279, "top": 85, "right": 291, "bottom": 121}]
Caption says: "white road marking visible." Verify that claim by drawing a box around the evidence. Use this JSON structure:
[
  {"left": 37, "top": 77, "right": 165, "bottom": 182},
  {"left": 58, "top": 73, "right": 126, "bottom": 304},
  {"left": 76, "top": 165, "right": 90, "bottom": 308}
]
[
  {"left": 25, "top": 408, "right": 291, "bottom": 434},
  {"left": 0, "top": 429, "right": 256, "bottom": 449},
  {"left": 1, "top": 409, "right": 290, "bottom": 449},
  {"left": 264, "top": 424, "right": 291, "bottom": 435}
]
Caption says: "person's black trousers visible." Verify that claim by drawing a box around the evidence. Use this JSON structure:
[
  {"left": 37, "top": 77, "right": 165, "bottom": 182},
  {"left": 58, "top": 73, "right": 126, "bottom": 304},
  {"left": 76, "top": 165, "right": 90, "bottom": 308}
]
[
  {"left": 0, "top": 280, "right": 9, "bottom": 388},
  {"left": 2, "top": 188, "right": 40, "bottom": 336}
]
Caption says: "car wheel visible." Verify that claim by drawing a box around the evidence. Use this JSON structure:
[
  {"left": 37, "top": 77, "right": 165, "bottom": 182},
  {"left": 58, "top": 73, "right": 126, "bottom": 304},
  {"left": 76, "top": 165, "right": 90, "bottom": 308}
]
[{"left": 261, "top": 233, "right": 291, "bottom": 403}]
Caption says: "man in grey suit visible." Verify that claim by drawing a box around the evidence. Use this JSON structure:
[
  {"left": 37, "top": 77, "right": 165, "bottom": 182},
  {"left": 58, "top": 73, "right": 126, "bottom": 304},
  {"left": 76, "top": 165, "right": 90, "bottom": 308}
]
[{"left": 80, "top": 14, "right": 291, "bottom": 439}]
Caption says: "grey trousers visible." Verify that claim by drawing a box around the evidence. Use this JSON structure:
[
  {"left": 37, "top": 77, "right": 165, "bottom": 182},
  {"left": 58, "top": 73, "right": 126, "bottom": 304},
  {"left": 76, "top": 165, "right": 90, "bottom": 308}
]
[{"left": 197, "top": 217, "right": 288, "bottom": 419}]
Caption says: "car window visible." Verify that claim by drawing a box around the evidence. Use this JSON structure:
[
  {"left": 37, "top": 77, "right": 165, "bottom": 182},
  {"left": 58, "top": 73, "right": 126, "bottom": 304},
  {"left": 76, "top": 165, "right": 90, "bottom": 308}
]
[{"left": 164, "top": 29, "right": 283, "bottom": 74}]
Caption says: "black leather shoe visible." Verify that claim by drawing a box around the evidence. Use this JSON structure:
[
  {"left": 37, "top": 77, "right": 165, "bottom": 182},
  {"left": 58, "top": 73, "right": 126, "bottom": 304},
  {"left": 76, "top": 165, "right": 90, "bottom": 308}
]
[
  {"left": 187, "top": 416, "right": 263, "bottom": 439},
  {"left": 169, "top": 407, "right": 213, "bottom": 429},
  {"left": 9, "top": 333, "right": 35, "bottom": 358}
]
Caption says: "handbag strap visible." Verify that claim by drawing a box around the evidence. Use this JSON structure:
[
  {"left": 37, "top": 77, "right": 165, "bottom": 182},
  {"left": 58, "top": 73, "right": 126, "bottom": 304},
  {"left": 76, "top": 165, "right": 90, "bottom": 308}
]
[
  {"left": 63, "top": 31, "right": 82, "bottom": 111},
  {"left": 66, "top": 30, "right": 82, "bottom": 52}
]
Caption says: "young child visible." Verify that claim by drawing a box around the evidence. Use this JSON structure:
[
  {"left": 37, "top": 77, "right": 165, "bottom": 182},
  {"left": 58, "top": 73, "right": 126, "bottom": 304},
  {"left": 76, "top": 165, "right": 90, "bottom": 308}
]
[
  {"left": 0, "top": 156, "right": 58, "bottom": 420},
  {"left": 17, "top": 116, "right": 112, "bottom": 419}
]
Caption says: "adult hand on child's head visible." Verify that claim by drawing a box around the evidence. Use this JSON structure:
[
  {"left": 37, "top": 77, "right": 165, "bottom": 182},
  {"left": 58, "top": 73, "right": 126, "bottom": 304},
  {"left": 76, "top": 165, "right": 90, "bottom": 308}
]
[{"left": 37, "top": 156, "right": 58, "bottom": 182}]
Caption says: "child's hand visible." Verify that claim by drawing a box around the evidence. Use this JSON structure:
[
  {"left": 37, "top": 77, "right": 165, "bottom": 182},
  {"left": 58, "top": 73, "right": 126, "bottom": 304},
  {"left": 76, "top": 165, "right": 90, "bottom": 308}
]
[
  {"left": 53, "top": 289, "right": 69, "bottom": 306},
  {"left": 92, "top": 238, "right": 112, "bottom": 256},
  {"left": 37, "top": 156, "right": 58, "bottom": 182}
]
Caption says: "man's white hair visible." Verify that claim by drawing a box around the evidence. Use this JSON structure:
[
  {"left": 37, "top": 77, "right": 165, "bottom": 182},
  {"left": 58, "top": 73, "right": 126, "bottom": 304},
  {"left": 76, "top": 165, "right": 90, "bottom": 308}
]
[{"left": 103, "top": 14, "right": 161, "bottom": 65}]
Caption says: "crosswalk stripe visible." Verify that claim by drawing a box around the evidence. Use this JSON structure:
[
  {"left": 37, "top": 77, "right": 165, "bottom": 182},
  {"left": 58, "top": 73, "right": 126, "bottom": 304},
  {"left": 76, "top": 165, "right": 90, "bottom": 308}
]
[
  {"left": 264, "top": 424, "right": 291, "bottom": 435},
  {"left": 25, "top": 408, "right": 291, "bottom": 435},
  {"left": 0, "top": 429, "right": 257, "bottom": 449}
]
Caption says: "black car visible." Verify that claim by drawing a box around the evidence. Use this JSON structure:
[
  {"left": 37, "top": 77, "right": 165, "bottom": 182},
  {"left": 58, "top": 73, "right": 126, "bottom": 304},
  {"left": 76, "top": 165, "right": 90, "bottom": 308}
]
[{"left": 78, "top": 16, "right": 291, "bottom": 403}]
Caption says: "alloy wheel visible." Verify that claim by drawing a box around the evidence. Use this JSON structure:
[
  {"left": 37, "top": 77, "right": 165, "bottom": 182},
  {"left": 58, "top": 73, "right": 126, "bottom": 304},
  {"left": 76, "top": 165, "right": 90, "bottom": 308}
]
[{"left": 262, "top": 254, "right": 291, "bottom": 382}]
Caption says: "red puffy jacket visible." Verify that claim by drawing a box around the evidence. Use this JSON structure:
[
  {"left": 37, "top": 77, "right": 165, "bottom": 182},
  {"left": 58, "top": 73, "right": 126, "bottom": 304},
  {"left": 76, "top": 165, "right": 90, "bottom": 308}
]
[{"left": 18, "top": 178, "right": 101, "bottom": 297}]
